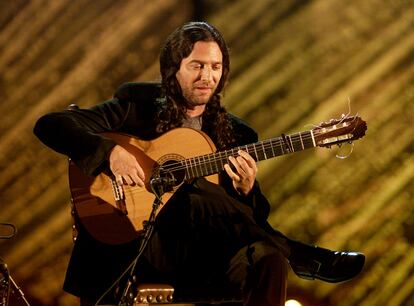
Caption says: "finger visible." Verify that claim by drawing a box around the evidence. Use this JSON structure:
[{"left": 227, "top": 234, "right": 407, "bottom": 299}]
[
  {"left": 237, "top": 158, "right": 257, "bottom": 180},
  {"left": 231, "top": 155, "right": 250, "bottom": 178},
  {"left": 130, "top": 171, "right": 145, "bottom": 187},
  {"left": 228, "top": 156, "right": 242, "bottom": 173},
  {"left": 235, "top": 156, "right": 249, "bottom": 175},
  {"left": 123, "top": 175, "right": 134, "bottom": 186},
  {"left": 125, "top": 161, "right": 145, "bottom": 186},
  {"left": 135, "top": 164, "right": 146, "bottom": 181},
  {"left": 224, "top": 163, "right": 241, "bottom": 182},
  {"left": 235, "top": 157, "right": 257, "bottom": 179},
  {"left": 227, "top": 157, "right": 245, "bottom": 180},
  {"left": 238, "top": 150, "right": 257, "bottom": 170},
  {"left": 116, "top": 175, "right": 124, "bottom": 186}
]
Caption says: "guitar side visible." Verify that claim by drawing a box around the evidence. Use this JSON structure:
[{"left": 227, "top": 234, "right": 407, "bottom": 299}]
[{"left": 69, "top": 128, "right": 218, "bottom": 245}]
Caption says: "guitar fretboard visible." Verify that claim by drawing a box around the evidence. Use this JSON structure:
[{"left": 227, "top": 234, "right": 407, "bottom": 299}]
[{"left": 182, "top": 130, "right": 315, "bottom": 180}]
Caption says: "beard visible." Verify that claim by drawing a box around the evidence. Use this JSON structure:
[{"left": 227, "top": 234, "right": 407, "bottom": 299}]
[{"left": 180, "top": 81, "right": 217, "bottom": 108}]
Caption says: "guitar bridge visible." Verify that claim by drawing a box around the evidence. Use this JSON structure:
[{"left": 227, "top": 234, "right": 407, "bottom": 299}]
[{"left": 110, "top": 179, "right": 128, "bottom": 215}]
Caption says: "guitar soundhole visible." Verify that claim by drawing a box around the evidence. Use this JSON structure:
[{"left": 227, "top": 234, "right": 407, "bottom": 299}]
[{"left": 152, "top": 154, "right": 186, "bottom": 191}]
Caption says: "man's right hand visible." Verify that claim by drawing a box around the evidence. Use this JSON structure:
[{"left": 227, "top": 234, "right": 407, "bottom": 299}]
[{"left": 109, "top": 145, "right": 145, "bottom": 187}]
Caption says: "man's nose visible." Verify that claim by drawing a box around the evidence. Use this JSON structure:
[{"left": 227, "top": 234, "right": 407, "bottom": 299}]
[{"left": 200, "top": 66, "right": 212, "bottom": 81}]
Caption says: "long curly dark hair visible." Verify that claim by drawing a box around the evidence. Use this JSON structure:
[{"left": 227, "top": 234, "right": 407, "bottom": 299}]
[{"left": 157, "top": 21, "right": 235, "bottom": 150}]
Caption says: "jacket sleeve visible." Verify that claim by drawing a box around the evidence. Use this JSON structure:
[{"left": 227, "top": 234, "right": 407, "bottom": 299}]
[
  {"left": 220, "top": 114, "right": 272, "bottom": 224},
  {"left": 223, "top": 177, "right": 271, "bottom": 226},
  {"left": 33, "top": 98, "right": 131, "bottom": 176}
]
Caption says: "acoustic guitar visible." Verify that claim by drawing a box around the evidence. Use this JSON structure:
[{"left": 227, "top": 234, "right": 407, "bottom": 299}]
[{"left": 69, "top": 115, "right": 367, "bottom": 244}]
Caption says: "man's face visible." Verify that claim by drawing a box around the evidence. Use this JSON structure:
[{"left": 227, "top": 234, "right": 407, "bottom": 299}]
[{"left": 176, "top": 41, "right": 223, "bottom": 108}]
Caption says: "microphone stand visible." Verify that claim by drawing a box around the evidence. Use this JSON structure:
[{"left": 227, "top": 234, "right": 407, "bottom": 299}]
[
  {"left": 9, "top": 275, "right": 31, "bottom": 306},
  {"left": 1, "top": 223, "right": 30, "bottom": 306},
  {"left": 1, "top": 263, "right": 30, "bottom": 306},
  {"left": 116, "top": 180, "right": 166, "bottom": 306}
]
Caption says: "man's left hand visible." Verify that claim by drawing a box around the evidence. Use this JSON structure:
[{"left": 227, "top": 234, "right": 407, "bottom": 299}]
[{"left": 224, "top": 150, "right": 257, "bottom": 196}]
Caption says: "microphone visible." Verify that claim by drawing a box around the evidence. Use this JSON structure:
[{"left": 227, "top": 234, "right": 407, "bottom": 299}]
[
  {"left": 149, "top": 176, "right": 176, "bottom": 196},
  {"left": 149, "top": 176, "right": 175, "bottom": 186}
]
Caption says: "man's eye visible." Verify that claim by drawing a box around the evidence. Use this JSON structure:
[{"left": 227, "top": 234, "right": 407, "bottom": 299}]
[{"left": 213, "top": 65, "right": 222, "bottom": 71}]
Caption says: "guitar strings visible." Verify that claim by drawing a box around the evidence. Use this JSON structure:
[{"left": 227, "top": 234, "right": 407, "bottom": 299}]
[
  {"left": 119, "top": 133, "right": 315, "bottom": 195},
  {"left": 119, "top": 117, "right": 360, "bottom": 195},
  {"left": 153, "top": 132, "right": 316, "bottom": 175},
  {"left": 154, "top": 120, "right": 356, "bottom": 176},
  {"left": 179, "top": 117, "right": 360, "bottom": 176}
]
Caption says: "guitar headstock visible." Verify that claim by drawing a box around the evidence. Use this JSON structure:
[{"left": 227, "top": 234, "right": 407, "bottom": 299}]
[{"left": 313, "top": 115, "right": 367, "bottom": 148}]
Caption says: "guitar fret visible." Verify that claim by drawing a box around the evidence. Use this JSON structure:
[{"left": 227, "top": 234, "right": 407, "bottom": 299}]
[
  {"left": 187, "top": 157, "right": 192, "bottom": 178},
  {"left": 186, "top": 157, "right": 192, "bottom": 179},
  {"left": 222, "top": 151, "right": 228, "bottom": 170},
  {"left": 264, "top": 139, "right": 273, "bottom": 159},
  {"left": 205, "top": 157, "right": 210, "bottom": 174},
  {"left": 253, "top": 144, "right": 259, "bottom": 160},
  {"left": 208, "top": 153, "right": 214, "bottom": 174},
  {"left": 225, "top": 150, "right": 232, "bottom": 169},
  {"left": 303, "top": 131, "right": 315, "bottom": 149},
  {"left": 261, "top": 141, "right": 267, "bottom": 160},
  {"left": 299, "top": 132, "right": 304, "bottom": 150},
  {"left": 242, "top": 145, "right": 252, "bottom": 161},
  {"left": 195, "top": 156, "right": 201, "bottom": 177},
  {"left": 217, "top": 153, "right": 222, "bottom": 172},
  {"left": 310, "top": 130, "right": 316, "bottom": 147},
  {"left": 200, "top": 155, "right": 207, "bottom": 176},
  {"left": 190, "top": 157, "right": 196, "bottom": 178},
  {"left": 270, "top": 139, "right": 276, "bottom": 158},
  {"left": 198, "top": 155, "right": 203, "bottom": 176},
  {"left": 279, "top": 138, "right": 285, "bottom": 155},
  {"left": 215, "top": 152, "right": 222, "bottom": 172},
  {"left": 182, "top": 160, "right": 189, "bottom": 180},
  {"left": 199, "top": 155, "right": 205, "bottom": 176},
  {"left": 291, "top": 134, "right": 300, "bottom": 152},
  {"left": 184, "top": 159, "right": 190, "bottom": 179},
  {"left": 195, "top": 156, "right": 202, "bottom": 177},
  {"left": 288, "top": 135, "right": 294, "bottom": 152},
  {"left": 202, "top": 155, "right": 208, "bottom": 176}
]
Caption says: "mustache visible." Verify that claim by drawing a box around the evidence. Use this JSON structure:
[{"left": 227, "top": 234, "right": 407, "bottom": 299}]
[{"left": 193, "top": 80, "right": 213, "bottom": 88}]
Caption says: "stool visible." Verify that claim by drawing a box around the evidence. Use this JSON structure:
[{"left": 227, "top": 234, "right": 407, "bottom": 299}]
[
  {"left": 133, "top": 283, "right": 242, "bottom": 305},
  {"left": 134, "top": 284, "right": 174, "bottom": 304}
]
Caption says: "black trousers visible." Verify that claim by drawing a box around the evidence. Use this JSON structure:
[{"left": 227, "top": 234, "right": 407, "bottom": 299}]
[
  {"left": 71, "top": 179, "right": 290, "bottom": 305},
  {"left": 139, "top": 179, "right": 289, "bottom": 305}
]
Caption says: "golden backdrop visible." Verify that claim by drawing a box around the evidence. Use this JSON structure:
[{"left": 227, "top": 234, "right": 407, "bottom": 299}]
[{"left": 0, "top": 0, "right": 413, "bottom": 305}]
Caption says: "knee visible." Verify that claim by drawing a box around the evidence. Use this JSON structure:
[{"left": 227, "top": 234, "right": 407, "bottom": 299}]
[
  {"left": 249, "top": 242, "right": 288, "bottom": 278},
  {"left": 258, "top": 250, "right": 288, "bottom": 277}
]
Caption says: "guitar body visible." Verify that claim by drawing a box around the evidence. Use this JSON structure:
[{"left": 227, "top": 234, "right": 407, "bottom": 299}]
[{"left": 69, "top": 128, "right": 218, "bottom": 245}]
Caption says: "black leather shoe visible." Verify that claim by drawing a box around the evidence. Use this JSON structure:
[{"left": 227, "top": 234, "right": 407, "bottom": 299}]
[{"left": 289, "top": 245, "right": 365, "bottom": 283}]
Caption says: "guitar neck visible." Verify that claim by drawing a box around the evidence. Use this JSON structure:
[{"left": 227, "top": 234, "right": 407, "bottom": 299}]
[{"left": 184, "top": 130, "right": 316, "bottom": 180}]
